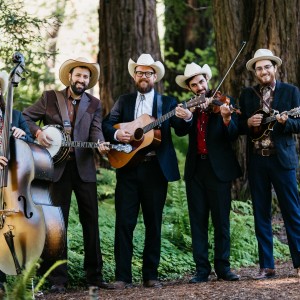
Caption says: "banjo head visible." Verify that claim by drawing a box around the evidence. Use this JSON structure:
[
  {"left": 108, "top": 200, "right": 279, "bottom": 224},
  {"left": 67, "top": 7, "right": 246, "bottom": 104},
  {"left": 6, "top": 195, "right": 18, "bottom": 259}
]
[{"left": 41, "top": 126, "right": 70, "bottom": 163}]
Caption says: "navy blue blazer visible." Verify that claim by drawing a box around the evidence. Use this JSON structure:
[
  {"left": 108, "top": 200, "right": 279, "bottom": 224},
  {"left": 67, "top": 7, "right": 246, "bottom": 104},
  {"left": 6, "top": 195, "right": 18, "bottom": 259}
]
[
  {"left": 102, "top": 91, "right": 192, "bottom": 182},
  {"left": 239, "top": 80, "right": 300, "bottom": 169},
  {"left": 176, "top": 97, "right": 242, "bottom": 182},
  {"left": 11, "top": 109, "right": 34, "bottom": 143}
]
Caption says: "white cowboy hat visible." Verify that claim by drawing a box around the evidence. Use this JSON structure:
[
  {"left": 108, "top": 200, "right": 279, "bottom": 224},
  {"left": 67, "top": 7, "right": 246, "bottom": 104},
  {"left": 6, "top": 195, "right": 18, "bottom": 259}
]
[
  {"left": 246, "top": 49, "right": 282, "bottom": 72},
  {"left": 175, "top": 63, "right": 212, "bottom": 89},
  {"left": 0, "top": 70, "right": 9, "bottom": 94},
  {"left": 59, "top": 57, "right": 100, "bottom": 89},
  {"left": 128, "top": 54, "right": 165, "bottom": 82}
]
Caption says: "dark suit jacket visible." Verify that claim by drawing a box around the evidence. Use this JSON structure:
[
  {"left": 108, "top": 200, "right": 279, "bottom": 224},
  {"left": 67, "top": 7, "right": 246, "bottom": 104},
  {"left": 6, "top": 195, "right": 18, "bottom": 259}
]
[
  {"left": 176, "top": 98, "right": 242, "bottom": 182},
  {"left": 12, "top": 109, "right": 34, "bottom": 143},
  {"left": 22, "top": 88, "right": 104, "bottom": 182},
  {"left": 102, "top": 91, "right": 192, "bottom": 182},
  {"left": 239, "top": 81, "right": 300, "bottom": 169}
]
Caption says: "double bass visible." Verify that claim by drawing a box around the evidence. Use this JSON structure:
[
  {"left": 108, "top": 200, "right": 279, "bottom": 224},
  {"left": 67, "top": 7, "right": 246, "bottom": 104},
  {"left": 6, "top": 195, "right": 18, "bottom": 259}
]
[{"left": 0, "top": 53, "right": 65, "bottom": 275}]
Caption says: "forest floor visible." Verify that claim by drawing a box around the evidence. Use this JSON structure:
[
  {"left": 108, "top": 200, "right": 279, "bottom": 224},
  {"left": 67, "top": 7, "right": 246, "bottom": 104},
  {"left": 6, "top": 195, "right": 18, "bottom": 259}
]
[
  {"left": 39, "top": 215, "right": 300, "bottom": 300},
  {"left": 38, "top": 260, "right": 300, "bottom": 300}
]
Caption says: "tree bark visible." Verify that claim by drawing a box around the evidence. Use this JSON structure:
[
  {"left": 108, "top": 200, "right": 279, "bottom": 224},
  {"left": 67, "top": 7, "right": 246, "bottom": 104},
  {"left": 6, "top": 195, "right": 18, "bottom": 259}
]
[{"left": 99, "top": 0, "right": 162, "bottom": 116}]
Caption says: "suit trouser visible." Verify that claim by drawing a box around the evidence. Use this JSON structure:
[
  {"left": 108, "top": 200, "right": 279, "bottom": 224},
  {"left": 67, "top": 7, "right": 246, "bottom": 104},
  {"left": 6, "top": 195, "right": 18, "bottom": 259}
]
[
  {"left": 249, "top": 154, "right": 300, "bottom": 269},
  {"left": 43, "top": 160, "right": 103, "bottom": 285},
  {"left": 114, "top": 159, "right": 168, "bottom": 283},
  {"left": 186, "top": 157, "right": 232, "bottom": 277}
]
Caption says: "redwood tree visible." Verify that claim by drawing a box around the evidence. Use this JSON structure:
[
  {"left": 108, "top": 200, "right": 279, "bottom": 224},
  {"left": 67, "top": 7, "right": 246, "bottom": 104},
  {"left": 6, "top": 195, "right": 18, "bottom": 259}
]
[{"left": 99, "top": 0, "right": 163, "bottom": 116}]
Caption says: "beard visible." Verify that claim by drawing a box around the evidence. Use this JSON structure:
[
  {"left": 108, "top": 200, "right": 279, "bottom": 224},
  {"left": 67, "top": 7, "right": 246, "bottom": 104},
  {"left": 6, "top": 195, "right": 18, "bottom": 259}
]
[
  {"left": 135, "top": 79, "right": 154, "bottom": 94},
  {"left": 70, "top": 81, "right": 87, "bottom": 96}
]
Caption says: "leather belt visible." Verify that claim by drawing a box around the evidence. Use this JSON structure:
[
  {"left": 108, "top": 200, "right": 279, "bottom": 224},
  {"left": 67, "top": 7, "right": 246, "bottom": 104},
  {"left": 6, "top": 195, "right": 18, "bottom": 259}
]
[
  {"left": 198, "top": 154, "right": 208, "bottom": 160},
  {"left": 253, "top": 148, "right": 276, "bottom": 157}
]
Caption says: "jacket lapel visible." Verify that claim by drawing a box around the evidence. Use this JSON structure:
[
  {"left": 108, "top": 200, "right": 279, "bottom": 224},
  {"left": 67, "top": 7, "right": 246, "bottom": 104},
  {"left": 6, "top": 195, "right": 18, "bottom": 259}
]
[
  {"left": 272, "top": 81, "right": 281, "bottom": 110},
  {"left": 75, "top": 93, "right": 90, "bottom": 125}
]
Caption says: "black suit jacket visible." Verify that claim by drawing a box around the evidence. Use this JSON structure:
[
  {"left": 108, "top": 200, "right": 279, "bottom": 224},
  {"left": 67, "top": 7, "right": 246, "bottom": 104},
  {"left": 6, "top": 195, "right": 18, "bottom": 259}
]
[
  {"left": 177, "top": 98, "right": 242, "bottom": 182},
  {"left": 239, "top": 81, "right": 300, "bottom": 169},
  {"left": 102, "top": 91, "right": 192, "bottom": 182}
]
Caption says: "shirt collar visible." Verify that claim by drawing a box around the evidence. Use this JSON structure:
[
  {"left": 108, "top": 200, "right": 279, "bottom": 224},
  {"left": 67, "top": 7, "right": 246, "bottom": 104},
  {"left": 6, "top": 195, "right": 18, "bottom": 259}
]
[{"left": 137, "top": 89, "right": 154, "bottom": 101}]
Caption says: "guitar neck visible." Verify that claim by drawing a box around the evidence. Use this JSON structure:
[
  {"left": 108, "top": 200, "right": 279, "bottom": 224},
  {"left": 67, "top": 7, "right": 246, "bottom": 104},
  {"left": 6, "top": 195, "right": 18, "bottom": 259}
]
[
  {"left": 143, "top": 110, "right": 176, "bottom": 133},
  {"left": 142, "top": 97, "right": 200, "bottom": 133}
]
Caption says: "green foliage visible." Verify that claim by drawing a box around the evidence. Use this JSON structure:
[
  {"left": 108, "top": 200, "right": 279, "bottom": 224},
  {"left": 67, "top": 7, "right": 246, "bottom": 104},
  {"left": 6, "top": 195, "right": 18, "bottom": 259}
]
[
  {"left": 0, "top": 0, "right": 62, "bottom": 109},
  {"left": 96, "top": 168, "right": 116, "bottom": 201},
  {"left": 4, "top": 260, "right": 65, "bottom": 300}
]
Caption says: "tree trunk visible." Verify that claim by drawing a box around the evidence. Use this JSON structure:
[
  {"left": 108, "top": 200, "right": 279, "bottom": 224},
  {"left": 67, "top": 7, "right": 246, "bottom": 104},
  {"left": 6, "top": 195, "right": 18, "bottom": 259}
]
[
  {"left": 99, "top": 0, "right": 162, "bottom": 116},
  {"left": 212, "top": 0, "right": 300, "bottom": 199}
]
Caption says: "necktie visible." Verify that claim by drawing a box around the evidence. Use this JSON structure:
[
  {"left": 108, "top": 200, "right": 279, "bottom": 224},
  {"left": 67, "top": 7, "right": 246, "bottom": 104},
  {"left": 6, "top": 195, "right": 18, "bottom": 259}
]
[
  {"left": 135, "top": 94, "right": 145, "bottom": 119},
  {"left": 261, "top": 86, "right": 272, "bottom": 113}
]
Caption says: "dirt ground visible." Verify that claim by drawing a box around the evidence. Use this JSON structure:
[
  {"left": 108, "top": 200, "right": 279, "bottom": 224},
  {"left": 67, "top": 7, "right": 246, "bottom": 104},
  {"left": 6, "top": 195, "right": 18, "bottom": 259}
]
[{"left": 38, "top": 261, "right": 300, "bottom": 300}]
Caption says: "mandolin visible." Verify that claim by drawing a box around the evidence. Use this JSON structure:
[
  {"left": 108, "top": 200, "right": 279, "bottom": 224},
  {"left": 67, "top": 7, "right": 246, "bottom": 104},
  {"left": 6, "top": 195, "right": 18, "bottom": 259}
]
[{"left": 250, "top": 107, "right": 300, "bottom": 141}]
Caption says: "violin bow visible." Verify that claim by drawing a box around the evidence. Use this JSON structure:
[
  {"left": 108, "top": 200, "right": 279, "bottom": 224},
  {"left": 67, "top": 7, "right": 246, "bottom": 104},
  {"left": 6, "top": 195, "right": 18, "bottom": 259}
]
[{"left": 211, "top": 41, "right": 247, "bottom": 99}]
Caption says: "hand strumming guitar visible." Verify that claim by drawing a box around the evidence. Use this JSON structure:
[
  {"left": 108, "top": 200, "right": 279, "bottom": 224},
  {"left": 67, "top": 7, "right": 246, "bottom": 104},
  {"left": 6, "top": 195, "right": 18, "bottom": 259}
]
[
  {"left": 247, "top": 113, "right": 263, "bottom": 127},
  {"left": 116, "top": 129, "right": 131, "bottom": 143}
]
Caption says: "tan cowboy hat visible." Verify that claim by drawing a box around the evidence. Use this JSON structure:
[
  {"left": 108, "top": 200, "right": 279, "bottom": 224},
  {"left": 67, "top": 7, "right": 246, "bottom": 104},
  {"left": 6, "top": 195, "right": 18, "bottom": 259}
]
[
  {"left": 59, "top": 57, "right": 100, "bottom": 89},
  {"left": 175, "top": 63, "right": 212, "bottom": 89},
  {"left": 246, "top": 49, "right": 282, "bottom": 72},
  {"left": 0, "top": 70, "right": 9, "bottom": 94},
  {"left": 128, "top": 54, "right": 165, "bottom": 82}
]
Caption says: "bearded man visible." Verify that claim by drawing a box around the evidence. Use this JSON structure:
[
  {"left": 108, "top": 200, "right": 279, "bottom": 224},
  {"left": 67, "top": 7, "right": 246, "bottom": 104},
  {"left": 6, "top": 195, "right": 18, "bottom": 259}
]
[
  {"left": 102, "top": 53, "right": 192, "bottom": 289},
  {"left": 23, "top": 57, "right": 110, "bottom": 293}
]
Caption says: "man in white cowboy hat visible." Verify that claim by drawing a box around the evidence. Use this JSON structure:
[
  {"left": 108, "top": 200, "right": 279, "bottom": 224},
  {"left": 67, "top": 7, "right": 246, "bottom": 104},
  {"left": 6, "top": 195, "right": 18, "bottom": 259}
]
[
  {"left": 175, "top": 63, "right": 241, "bottom": 283},
  {"left": 239, "top": 49, "right": 300, "bottom": 279},
  {"left": 23, "top": 57, "right": 110, "bottom": 292},
  {"left": 102, "top": 53, "right": 192, "bottom": 289},
  {"left": 0, "top": 70, "right": 34, "bottom": 293}
]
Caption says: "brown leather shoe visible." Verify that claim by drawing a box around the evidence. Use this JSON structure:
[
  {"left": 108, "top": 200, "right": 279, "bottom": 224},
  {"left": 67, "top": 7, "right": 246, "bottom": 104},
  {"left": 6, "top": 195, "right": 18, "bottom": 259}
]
[
  {"left": 143, "top": 280, "right": 162, "bottom": 288},
  {"left": 254, "top": 268, "right": 275, "bottom": 280},
  {"left": 107, "top": 281, "right": 132, "bottom": 290}
]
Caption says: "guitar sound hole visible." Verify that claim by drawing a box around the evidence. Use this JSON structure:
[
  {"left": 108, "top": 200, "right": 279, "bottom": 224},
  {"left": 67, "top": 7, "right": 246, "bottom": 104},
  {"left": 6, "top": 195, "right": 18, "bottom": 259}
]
[{"left": 134, "top": 128, "right": 144, "bottom": 141}]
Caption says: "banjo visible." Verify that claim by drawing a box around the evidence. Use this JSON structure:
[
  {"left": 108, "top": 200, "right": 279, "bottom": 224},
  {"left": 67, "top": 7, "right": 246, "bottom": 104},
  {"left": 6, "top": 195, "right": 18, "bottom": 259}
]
[{"left": 38, "top": 125, "right": 132, "bottom": 164}]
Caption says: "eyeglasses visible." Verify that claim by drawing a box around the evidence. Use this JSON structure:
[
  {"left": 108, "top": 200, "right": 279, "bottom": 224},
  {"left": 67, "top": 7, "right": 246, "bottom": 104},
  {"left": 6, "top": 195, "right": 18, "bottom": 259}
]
[
  {"left": 255, "top": 64, "right": 274, "bottom": 73},
  {"left": 134, "top": 71, "right": 154, "bottom": 78}
]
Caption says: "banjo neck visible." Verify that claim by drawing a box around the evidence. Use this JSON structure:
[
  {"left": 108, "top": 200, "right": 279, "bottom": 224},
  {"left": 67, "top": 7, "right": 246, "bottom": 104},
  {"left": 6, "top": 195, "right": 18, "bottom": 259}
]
[{"left": 62, "top": 140, "right": 99, "bottom": 149}]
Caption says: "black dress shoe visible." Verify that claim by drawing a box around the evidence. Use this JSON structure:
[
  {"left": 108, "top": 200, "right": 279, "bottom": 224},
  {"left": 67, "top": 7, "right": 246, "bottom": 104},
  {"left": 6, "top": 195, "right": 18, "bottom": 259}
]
[
  {"left": 217, "top": 271, "right": 240, "bottom": 281},
  {"left": 49, "top": 284, "right": 66, "bottom": 293},
  {"left": 87, "top": 279, "right": 109, "bottom": 289},
  {"left": 254, "top": 268, "right": 275, "bottom": 280},
  {"left": 107, "top": 281, "right": 133, "bottom": 290},
  {"left": 189, "top": 275, "right": 209, "bottom": 283},
  {"left": 143, "top": 280, "right": 162, "bottom": 288}
]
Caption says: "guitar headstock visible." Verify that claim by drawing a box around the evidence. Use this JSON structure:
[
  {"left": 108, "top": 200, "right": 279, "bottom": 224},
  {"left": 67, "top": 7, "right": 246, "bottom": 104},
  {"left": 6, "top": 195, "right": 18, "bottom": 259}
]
[{"left": 185, "top": 94, "right": 206, "bottom": 109}]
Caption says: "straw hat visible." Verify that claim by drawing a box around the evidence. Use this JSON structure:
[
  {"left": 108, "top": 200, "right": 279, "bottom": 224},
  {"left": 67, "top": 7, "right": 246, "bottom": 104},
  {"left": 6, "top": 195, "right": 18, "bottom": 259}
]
[
  {"left": 0, "top": 71, "right": 9, "bottom": 94},
  {"left": 128, "top": 54, "right": 165, "bottom": 82},
  {"left": 246, "top": 49, "right": 282, "bottom": 72},
  {"left": 175, "top": 63, "right": 212, "bottom": 89},
  {"left": 59, "top": 57, "right": 100, "bottom": 89}
]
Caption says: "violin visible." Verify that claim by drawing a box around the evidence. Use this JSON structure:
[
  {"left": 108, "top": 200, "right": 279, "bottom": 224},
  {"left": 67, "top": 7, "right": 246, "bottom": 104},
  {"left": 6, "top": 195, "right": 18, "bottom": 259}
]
[{"left": 207, "top": 90, "right": 241, "bottom": 115}]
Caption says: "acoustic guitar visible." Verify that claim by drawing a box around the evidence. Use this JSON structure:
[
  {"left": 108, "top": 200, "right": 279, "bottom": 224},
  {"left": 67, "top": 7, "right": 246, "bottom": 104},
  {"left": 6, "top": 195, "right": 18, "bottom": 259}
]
[
  {"left": 38, "top": 125, "right": 132, "bottom": 164},
  {"left": 107, "top": 94, "right": 207, "bottom": 168},
  {"left": 250, "top": 107, "right": 300, "bottom": 141}
]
